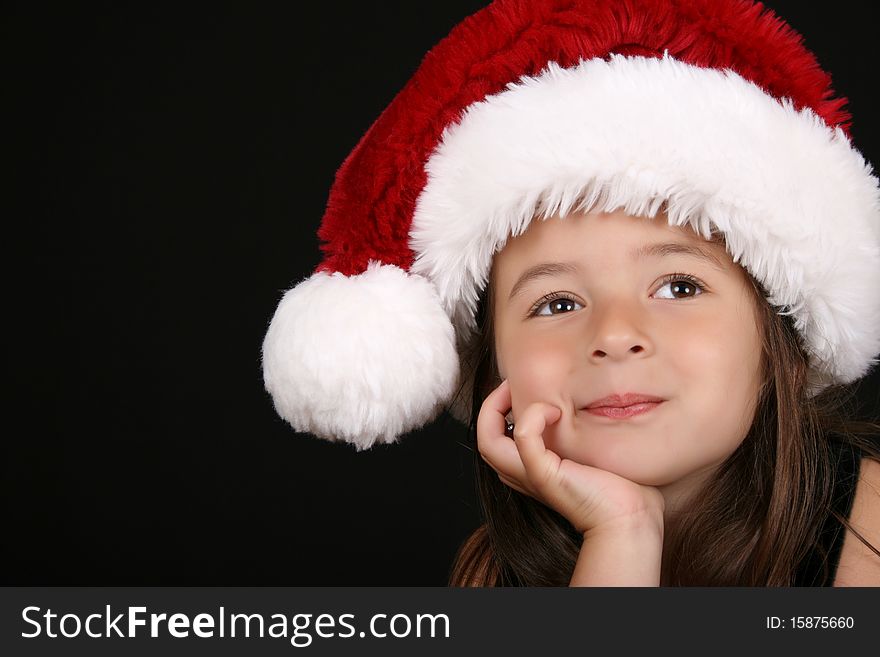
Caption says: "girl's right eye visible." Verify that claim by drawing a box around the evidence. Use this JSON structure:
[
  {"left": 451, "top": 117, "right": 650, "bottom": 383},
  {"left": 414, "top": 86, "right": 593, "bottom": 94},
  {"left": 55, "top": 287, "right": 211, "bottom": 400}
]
[{"left": 528, "top": 292, "right": 583, "bottom": 317}]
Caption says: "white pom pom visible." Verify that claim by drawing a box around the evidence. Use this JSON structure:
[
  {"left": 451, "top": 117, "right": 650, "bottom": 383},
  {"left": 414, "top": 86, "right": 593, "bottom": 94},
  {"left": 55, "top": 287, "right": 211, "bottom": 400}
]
[{"left": 261, "top": 261, "right": 460, "bottom": 450}]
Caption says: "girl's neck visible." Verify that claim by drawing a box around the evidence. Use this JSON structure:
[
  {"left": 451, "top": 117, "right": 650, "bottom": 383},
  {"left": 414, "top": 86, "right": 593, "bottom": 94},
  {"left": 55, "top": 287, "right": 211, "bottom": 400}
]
[
  {"left": 656, "top": 465, "right": 717, "bottom": 585},
  {"left": 657, "top": 464, "right": 717, "bottom": 519}
]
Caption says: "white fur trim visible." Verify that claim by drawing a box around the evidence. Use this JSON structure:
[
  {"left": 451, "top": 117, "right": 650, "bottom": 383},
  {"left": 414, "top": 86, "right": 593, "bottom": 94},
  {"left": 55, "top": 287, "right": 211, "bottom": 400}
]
[
  {"left": 410, "top": 53, "right": 880, "bottom": 423},
  {"left": 261, "top": 261, "right": 460, "bottom": 449}
]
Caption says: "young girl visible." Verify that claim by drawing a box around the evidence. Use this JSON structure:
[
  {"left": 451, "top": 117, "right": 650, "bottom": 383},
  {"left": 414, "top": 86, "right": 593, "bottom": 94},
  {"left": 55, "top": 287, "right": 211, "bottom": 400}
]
[
  {"left": 260, "top": 0, "right": 880, "bottom": 585},
  {"left": 455, "top": 205, "right": 880, "bottom": 586}
]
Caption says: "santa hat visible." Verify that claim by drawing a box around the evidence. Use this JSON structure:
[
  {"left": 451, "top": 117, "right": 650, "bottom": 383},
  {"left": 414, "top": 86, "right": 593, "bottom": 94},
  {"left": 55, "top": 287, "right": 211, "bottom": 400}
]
[{"left": 262, "top": 0, "right": 880, "bottom": 450}]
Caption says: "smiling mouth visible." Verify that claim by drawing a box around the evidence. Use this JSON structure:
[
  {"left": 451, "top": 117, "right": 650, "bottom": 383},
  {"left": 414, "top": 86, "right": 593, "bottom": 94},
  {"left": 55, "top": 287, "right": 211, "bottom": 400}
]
[{"left": 583, "top": 401, "right": 663, "bottom": 419}]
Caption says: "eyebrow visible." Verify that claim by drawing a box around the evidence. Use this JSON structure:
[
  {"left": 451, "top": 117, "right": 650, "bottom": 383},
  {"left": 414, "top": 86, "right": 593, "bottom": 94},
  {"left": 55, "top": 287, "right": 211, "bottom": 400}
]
[{"left": 506, "top": 241, "right": 727, "bottom": 302}]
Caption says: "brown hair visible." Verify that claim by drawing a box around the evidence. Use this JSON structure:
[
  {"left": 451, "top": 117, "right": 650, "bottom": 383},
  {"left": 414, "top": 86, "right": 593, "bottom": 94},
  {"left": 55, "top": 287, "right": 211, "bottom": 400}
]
[{"left": 448, "top": 232, "right": 880, "bottom": 586}]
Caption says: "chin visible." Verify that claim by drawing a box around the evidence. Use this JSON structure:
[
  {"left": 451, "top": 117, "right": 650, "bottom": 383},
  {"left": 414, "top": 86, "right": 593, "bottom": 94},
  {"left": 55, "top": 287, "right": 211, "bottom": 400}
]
[{"left": 558, "top": 445, "right": 679, "bottom": 487}]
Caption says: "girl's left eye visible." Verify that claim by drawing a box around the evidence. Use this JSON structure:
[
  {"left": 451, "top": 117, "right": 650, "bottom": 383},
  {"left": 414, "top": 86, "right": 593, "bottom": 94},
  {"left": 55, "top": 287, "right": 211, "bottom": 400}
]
[
  {"left": 653, "top": 273, "right": 707, "bottom": 301},
  {"left": 527, "top": 273, "right": 707, "bottom": 317}
]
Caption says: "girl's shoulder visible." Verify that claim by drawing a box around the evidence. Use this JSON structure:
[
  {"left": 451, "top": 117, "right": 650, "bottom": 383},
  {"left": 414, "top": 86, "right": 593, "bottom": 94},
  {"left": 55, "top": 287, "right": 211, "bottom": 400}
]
[{"left": 833, "top": 454, "right": 880, "bottom": 586}]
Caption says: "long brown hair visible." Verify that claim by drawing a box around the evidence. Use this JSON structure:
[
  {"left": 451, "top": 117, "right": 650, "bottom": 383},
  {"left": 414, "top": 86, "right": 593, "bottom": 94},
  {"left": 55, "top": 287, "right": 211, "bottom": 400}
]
[{"left": 448, "top": 233, "right": 880, "bottom": 586}]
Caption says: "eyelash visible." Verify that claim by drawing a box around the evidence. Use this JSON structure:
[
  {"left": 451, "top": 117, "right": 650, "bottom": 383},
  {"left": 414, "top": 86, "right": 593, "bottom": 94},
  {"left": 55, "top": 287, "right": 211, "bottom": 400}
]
[{"left": 526, "top": 272, "right": 709, "bottom": 317}]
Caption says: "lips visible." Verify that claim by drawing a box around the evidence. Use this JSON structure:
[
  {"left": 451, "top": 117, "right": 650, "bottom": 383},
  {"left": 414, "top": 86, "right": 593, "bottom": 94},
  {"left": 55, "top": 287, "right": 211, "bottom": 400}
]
[
  {"left": 584, "top": 393, "right": 665, "bottom": 409},
  {"left": 585, "top": 402, "right": 662, "bottom": 419}
]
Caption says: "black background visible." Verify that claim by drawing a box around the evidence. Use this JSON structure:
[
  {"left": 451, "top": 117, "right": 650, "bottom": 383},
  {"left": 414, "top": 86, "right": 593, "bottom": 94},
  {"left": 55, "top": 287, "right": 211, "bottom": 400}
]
[{"left": 5, "top": 1, "right": 879, "bottom": 585}]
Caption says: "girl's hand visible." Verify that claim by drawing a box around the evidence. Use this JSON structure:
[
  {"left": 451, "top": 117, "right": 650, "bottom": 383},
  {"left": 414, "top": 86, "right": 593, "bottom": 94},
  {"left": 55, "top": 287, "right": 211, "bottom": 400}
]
[{"left": 477, "top": 379, "right": 666, "bottom": 536}]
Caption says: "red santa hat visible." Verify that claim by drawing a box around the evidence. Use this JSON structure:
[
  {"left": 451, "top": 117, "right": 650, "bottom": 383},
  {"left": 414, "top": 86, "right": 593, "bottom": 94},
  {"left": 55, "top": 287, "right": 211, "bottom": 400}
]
[{"left": 261, "top": 0, "right": 880, "bottom": 450}]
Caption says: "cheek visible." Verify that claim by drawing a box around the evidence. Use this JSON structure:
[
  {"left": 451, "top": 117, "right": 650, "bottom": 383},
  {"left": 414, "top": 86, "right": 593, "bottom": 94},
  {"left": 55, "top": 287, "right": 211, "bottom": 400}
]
[
  {"left": 645, "top": 317, "right": 761, "bottom": 479},
  {"left": 672, "top": 310, "right": 761, "bottom": 395},
  {"left": 687, "top": 340, "right": 761, "bottom": 451},
  {"left": 503, "top": 333, "right": 573, "bottom": 414}
]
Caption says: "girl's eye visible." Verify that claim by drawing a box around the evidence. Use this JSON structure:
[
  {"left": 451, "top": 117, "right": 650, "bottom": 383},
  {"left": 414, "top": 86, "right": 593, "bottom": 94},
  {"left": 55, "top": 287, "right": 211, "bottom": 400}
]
[
  {"left": 528, "top": 293, "right": 583, "bottom": 317},
  {"left": 526, "top": 273, "right": 707, "bottom": 317},
  {"left": 653, "top": 273, "right": 706, "bottom": 300}
]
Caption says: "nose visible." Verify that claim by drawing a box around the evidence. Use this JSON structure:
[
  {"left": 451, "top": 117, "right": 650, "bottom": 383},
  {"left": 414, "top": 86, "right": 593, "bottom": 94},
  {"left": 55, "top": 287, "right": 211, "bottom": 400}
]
[{"left": 587, "top": 305, "right": 652, "bottom": 362}]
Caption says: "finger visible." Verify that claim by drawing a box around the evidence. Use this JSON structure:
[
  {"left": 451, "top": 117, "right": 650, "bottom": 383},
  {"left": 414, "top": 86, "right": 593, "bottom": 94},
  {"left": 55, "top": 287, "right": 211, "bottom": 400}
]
[
  {"left": 512, "top": 403, "right": 563, "bottom": 492},
  {"left": 477, "top": 379, "right": 529, "bottom": 483},
  {"left": 480, "top": 428, "right": 530, "bottom": 486},
  {"left": 477, "top": 378, "right": 512, "bottom": 433}
]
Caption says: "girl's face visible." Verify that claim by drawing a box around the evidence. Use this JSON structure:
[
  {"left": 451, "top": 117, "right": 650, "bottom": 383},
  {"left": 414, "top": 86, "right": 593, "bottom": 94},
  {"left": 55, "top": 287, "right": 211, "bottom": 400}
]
[{"left": 491, "top": 209, "right": 764, "bottom": 496}]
